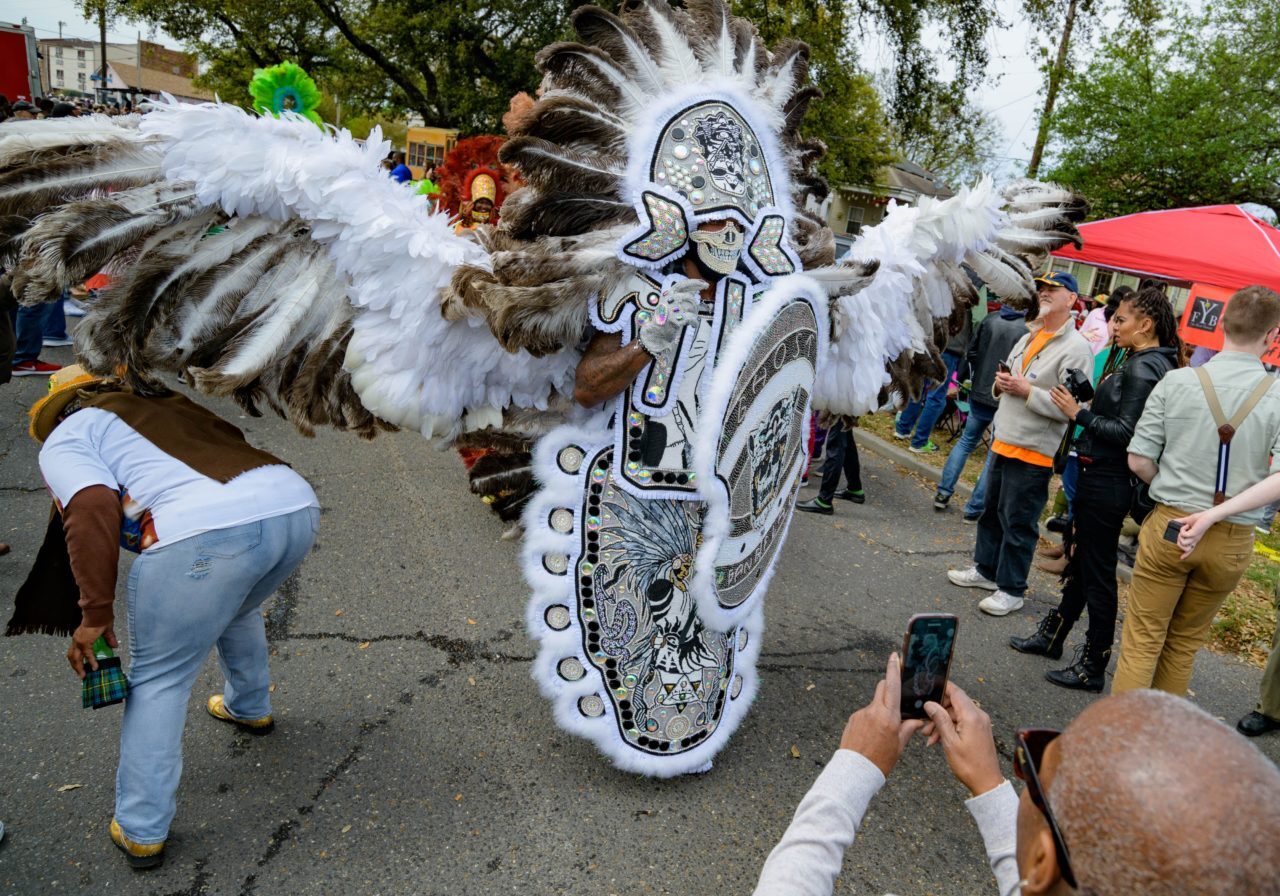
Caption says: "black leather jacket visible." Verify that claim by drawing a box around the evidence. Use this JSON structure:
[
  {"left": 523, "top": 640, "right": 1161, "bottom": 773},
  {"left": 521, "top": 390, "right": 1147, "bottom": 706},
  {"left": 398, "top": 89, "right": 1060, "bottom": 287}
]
[{"left": 1072, "top": 346, "right": 1178, "bottom": 464}]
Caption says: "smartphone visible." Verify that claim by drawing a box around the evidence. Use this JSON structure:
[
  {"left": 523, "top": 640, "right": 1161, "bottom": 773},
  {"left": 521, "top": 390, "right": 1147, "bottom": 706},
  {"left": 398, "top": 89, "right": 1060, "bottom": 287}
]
[
  {"left": 997, "top": 361, "right": 1011, "bottom": 374},
  {"left": 1163, "top": 520, "right": 1183, "bottom": 544},
  {"left": 900, "top": 613, "right": 959, "bottom": 719}
]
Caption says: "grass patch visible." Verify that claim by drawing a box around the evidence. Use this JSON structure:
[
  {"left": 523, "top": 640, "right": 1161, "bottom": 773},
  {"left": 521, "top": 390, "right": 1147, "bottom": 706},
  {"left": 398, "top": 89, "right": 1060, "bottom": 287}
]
[{"left": 1210, "top": 531, "right": 1278, "bottom": 667}]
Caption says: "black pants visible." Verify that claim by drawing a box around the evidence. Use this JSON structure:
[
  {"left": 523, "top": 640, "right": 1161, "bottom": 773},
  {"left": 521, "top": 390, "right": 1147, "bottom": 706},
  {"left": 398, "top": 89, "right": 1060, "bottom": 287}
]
[
  {"left": 0, "top": 281, "right": 15, "bottom": 384},
  {"left": 816, "top": 422, "right": 862, "bottom": 502},
  {"left": 1057, "top": 461, "right": 1132, "bottom": 647},
  {"left": 975, "top": 454, "right": 1053, "bottom": 597}
]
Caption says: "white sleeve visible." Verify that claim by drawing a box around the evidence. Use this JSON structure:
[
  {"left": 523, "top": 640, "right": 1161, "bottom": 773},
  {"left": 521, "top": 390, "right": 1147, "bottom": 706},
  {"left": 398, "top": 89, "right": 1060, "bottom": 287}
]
[
  {"left": 38, "top": 409, "right": 119, "bottom": 506},
  {"left": 964, "top": 780, "right": 1022, "bottom": 896},
  {"left": 751, "top": 750, "right": 886, "bottom": 896}
]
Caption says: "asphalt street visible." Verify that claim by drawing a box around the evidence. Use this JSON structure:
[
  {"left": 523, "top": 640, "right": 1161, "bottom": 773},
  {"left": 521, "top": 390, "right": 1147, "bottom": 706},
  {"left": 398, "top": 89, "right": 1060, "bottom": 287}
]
[{"left": 1, "top": 343, "right": 1276, "bottom": 896}]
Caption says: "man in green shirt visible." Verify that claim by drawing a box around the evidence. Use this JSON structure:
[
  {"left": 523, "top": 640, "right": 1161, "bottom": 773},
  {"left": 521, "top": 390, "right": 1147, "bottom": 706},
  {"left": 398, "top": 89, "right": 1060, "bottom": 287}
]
[{"left": 1118, "top": 285, "right": 1280, "bottom": 695}]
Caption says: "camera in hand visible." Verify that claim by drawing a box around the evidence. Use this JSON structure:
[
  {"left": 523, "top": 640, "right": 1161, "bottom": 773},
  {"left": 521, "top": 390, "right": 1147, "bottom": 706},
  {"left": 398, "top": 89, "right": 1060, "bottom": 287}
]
[{"left": 1062, "top": 367, "right": 1094, "bottom": 403}]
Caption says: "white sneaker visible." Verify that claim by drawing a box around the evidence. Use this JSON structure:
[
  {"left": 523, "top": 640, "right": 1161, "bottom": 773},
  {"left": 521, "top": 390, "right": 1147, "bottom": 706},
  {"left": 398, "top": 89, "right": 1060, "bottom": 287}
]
[
  {"left": 947, "top": 567, "right": 998, "bottom": 590},
  {"left": 979, "top": 590, "right": 1025, "bottom": 616}
]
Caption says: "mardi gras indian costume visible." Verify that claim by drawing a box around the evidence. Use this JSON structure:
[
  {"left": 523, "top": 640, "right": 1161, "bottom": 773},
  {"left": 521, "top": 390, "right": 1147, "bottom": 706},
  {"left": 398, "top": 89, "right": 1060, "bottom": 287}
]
[{"left": 0, "top": 0, "right": 1085, "bottom": 777}]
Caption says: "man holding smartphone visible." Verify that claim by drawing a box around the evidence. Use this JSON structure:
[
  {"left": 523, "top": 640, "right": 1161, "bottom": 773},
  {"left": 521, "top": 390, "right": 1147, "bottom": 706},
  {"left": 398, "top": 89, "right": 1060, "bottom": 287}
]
[
  {"left": 947, "top": 272, "right": 1093, "bottom": 616},
  {"left": 751, "top": 651, "right": 1280, "bottom": 895}
]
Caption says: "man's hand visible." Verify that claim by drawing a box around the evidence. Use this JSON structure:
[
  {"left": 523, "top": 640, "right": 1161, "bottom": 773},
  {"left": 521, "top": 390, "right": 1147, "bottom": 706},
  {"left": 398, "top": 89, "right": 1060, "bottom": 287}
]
[
  {"left": 67, "top": 623, "right": 117, "bottom": 680},
  {"left": 994, "top": 370, "right": 1031, "bottom": 398},
  {"left": 637, "top": 278, "right": 705, "bottom": 357},
  {"left": 839, "top": 652, "right": 924, "bottom": 777},
  {"left": 921, "top": 682, "right": 1004, "bottom": 796}
]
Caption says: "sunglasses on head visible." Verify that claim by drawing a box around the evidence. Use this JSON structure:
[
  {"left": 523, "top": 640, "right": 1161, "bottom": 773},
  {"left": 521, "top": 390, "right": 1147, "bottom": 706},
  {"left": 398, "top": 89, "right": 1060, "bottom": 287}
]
[{"left": 1014, "top": 727, "right": 1077, "bottom": 889}]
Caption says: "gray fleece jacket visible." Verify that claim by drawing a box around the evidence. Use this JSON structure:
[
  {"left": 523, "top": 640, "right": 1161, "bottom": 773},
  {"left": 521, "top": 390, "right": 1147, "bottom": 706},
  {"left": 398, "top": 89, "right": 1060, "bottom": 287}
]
[{"left": 991, "top": 317, "right": 1094, "bottom": 459}]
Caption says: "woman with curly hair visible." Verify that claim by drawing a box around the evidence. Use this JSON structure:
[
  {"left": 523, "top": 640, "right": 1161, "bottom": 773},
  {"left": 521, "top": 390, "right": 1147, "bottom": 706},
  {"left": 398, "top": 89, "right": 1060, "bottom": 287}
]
[{"left": 1010, "top": 286, "right": 1182, "bottom": 690}]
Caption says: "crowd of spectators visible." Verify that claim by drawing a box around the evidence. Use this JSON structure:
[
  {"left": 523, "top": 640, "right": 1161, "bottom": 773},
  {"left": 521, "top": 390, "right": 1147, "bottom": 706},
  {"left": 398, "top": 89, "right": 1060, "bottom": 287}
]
[{"left": 0, "top": 93, "right": 136, "bottom": 124}]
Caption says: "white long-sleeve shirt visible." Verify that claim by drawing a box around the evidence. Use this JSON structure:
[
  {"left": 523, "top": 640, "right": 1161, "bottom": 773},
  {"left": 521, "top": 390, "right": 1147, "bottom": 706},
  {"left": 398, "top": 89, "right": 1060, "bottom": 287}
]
[{"left": 752, "top": 750, "right": 1022, "bottom": 896}]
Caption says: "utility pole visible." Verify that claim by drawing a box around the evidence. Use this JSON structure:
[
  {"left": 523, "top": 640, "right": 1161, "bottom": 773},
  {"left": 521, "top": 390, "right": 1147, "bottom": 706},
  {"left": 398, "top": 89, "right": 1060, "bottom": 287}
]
[
  {"left": 98, "top": 1, "right": 108, "bottom": 103},
  {"left": 58, "top": 20, "right": 66, "bottom": 39},
  {"left": 136, "top": 31, "right": 142, "bottom": 97},
  {"left": 1026, "top": 0, "right": 1080, "bottom": 178}
]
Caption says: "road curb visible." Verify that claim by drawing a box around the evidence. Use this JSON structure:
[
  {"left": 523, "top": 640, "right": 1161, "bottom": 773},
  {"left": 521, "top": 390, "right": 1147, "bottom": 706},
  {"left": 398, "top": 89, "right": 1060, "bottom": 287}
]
[
  {"left": 856, "top": 428, "right": 973, "bottom": 498},
  {"left": 855, "top": 426, "right": 1134, "bottom": 583}
]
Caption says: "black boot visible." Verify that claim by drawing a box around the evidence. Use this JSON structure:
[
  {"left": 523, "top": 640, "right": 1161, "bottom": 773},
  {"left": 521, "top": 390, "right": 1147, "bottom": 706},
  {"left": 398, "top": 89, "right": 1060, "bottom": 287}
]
[
  {"left": 1045, "top": 640, "right": 1111, "bottom": 692},
  {"left": 1009, "top": 608, "right": 1071, "bottom": 660}
]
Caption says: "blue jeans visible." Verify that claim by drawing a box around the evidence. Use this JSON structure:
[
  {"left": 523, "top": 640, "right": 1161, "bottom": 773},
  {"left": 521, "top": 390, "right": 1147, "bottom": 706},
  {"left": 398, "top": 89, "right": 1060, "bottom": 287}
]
[
  {"left": 937, "top": 403, "right": 995, "bottom": 500},
  {"left": 43, "top": 292, "right": 68, "bottom": 340},
  {"left": 115, "top": 507, "right": 318, "bottom": 844},
  {"left": 966, "top": 452, "right": 992, "bottom": 517},
  {"left": 895, "top": 351, "right": 960, "bottom": 449},
  {"left": 11, "top": 302, "right": 52, "bottom": 364},
  {"left": 1060, "top": 456, "right": 1079, "bottom": 518}
]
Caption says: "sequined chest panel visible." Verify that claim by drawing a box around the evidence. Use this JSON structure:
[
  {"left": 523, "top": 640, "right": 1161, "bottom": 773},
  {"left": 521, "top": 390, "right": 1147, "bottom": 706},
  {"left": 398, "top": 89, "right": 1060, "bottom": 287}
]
[{"left": 593, "top": 271, "right": 753, "bottom": 501}]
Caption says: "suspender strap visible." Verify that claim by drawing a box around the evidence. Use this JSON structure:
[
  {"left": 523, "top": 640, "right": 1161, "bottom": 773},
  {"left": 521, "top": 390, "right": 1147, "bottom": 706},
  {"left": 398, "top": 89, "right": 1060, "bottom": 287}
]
[{"left": 1194, "top": 367, "right": 1275, "bottom": 505}]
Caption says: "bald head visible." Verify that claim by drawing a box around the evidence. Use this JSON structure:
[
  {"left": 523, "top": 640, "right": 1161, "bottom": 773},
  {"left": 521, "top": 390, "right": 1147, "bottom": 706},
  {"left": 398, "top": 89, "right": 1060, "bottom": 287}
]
[{"left": 1048, "top": 690, "right": 1280, "bottom": 895}]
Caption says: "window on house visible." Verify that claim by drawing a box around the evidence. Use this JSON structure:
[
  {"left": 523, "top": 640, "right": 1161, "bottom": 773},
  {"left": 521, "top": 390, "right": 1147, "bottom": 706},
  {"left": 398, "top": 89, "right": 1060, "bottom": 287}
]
[
  {"left": 407, "top": 142, "right": 447, "bottom": 170},
  {"left": 1092, "top": 269, "right": 1115, "bottom": 295},
  {"left": 407, "top": 142, "right": 424, "bottom": 168},
  {"left": 55, "top": 69, "right": 64, "bottom": 81},
  {"left": 77, "top": 49, "right": 86, "bottom": 59},
  {"left": 77, "top": 72, "right": 86, "bottom": 87},
  {"left": 845, "top": 205, "right": 865, "bottom": 236},
  {"left": 55, "top": 47, "right": 63, "bottom": 58}
]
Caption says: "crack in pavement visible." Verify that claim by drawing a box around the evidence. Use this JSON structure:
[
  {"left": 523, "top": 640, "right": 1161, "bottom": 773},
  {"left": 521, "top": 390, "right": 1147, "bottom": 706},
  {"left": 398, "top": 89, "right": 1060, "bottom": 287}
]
[
  {"left": 281, "top": 629, "right": 533, "bottom": 665},
  {"left": 855, "top": 531, "right": 969, "bottom": 557},
  {"left": 237, "top": 711, "right": 394, "bottom": 896}
]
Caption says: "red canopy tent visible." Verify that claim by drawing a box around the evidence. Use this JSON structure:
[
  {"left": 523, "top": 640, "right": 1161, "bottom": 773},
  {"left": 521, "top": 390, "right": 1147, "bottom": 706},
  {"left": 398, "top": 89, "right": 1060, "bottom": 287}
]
[
  {"left": 1052, "top": 205, "right": 1280, "bottom": 359},
  {"left": 1052, "top": 205, "right": 1280, "bottom": 292}
]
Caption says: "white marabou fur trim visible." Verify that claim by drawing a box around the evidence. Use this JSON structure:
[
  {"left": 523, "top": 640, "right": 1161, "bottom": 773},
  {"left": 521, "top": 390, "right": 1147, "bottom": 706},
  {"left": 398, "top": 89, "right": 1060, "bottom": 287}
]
[{"left": 813, "top": 178, "right": 1005, "bottom": 417}]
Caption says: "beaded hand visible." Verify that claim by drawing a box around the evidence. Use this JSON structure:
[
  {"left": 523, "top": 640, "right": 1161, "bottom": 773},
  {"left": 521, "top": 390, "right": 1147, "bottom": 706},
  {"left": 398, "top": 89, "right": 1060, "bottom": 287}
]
[{"left": 638, "top": 278, "right": 706, "bottom": 357}]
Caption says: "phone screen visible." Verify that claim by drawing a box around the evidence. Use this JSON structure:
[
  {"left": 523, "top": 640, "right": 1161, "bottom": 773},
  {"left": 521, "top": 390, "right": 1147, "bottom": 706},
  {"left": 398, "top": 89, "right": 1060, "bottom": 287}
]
[{"left": 900, "top": 614, "right": 959, "bottom": 719}]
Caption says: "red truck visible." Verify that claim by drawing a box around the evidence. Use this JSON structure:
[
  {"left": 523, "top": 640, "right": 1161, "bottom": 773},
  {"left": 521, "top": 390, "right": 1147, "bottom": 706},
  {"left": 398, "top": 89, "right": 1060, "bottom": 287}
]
[{"left": 0, "top": 21, "right": 42, "bottom": 104}]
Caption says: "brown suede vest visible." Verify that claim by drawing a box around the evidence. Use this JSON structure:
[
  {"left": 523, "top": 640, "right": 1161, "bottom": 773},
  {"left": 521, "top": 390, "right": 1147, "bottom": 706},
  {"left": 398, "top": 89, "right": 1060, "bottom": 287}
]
[{"left": 85, "top": 391, "right": 287, "bottom": 481}]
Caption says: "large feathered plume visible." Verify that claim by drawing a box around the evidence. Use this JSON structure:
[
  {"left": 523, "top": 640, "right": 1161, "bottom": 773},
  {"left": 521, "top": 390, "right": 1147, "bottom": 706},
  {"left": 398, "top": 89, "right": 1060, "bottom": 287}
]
[
  {"left": 0, "top": 0, "right": 1088, "bottom": 441},
  {"left": 445, "top": 0, "right": 833, "bottom": 357},
  {"left": 807, "top": 177, "right": 1089, "bottom": 415}
]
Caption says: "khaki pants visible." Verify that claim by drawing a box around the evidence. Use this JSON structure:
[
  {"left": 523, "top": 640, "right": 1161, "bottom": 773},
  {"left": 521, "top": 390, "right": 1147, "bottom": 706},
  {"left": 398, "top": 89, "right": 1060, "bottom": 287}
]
[{"left": 1112, "top": 503, "right": 1254, "bottom": 695}]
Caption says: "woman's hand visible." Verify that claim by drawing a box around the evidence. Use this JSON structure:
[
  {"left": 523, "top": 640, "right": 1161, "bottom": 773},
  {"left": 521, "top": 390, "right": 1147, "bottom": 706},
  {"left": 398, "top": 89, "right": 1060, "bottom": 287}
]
[
  {"left": 1174, "top": 512, "right": 1215, "bottom": 559},
  {"left": 1049, "top": 385, "right": 1081, "bottom": 420}
]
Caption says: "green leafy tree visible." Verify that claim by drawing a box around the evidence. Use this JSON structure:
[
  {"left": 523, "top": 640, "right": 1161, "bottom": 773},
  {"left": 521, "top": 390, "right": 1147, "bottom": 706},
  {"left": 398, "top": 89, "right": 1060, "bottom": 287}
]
[
  {"left": 1046, "top": 0, "right": 1280, "bottom": 218},
  {"left": 734, "top": 0, "right": 895, "bottom": 186},
  {"left": 894, "top": 80, "right": 1002, "bottom": 188}
]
